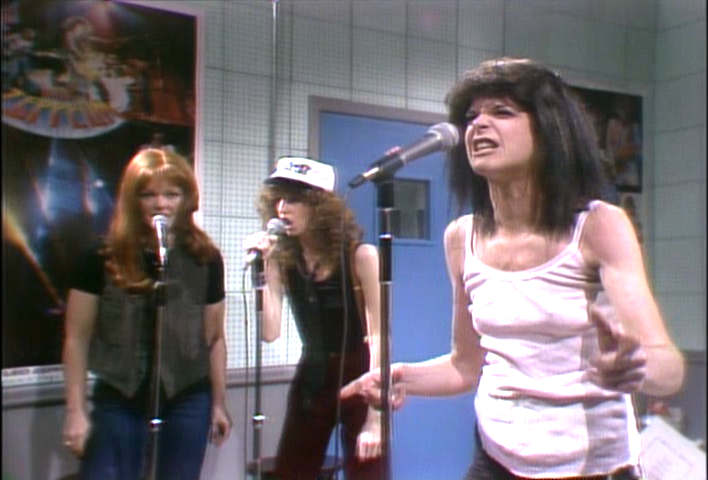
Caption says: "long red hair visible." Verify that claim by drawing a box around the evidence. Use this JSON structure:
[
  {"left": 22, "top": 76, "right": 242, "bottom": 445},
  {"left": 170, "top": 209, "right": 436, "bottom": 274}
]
[{"left": 104, "top": 148, "right": 217, "bottom": 290}]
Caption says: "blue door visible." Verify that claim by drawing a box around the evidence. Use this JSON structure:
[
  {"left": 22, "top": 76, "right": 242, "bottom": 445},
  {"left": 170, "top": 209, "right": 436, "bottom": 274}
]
[{"left": 319, "top": 111, "right": 477, "bottom": 479}]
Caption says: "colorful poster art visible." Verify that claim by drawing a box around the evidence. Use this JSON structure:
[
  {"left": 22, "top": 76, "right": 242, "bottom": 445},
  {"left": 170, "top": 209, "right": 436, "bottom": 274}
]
[
  {"left": 2, "top": 0, "right": 201, "bottom": 370},
  {"left": 571, "top": 86, "right": 644, "bottom": 197}
]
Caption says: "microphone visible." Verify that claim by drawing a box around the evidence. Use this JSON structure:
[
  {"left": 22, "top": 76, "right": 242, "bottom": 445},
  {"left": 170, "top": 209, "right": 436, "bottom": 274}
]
[
  {"left": 244, "top": 218, "right": 286, "bottom": 266},
  {"left": 347, "top": 122, "right": 460, "bottom": 188},
  {"left": 152, "top": 214, "right": 170, "bottom": 266}
]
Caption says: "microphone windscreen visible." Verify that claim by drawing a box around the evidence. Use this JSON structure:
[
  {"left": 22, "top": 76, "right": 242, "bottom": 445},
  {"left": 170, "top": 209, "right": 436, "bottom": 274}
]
[{"left": 266, "top": 218, "right": 286, "bottom": 236}]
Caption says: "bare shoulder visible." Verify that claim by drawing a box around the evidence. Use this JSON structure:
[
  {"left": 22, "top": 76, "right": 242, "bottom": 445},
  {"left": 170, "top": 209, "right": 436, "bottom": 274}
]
[
  {"left": 444, "top": 215, "right": 470, "bottom": 249},
  {"left": 354, "top": 243, "right": 379, "bottom": 263},
  {"left": 581, "top": 200, "right": 639, "bottom": 267},
  {"left": 444, "top": 216, "right": 471, "bottom": 280}
]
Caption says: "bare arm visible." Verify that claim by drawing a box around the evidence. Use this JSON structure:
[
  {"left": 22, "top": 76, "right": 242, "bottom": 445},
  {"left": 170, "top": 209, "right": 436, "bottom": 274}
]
[
  {"left": 581, "top": 202, "right": 684, "bottom": 396},
  {"left": 341, "top": 218, "right": 485, "bottom": 405},
  {"left": 62, "top": 289, "right": 98, "bottom": 457},
  {"left": 243, "top": 231, "right": 284, "bottom": 342},
  {"left": 352, "top": 244, "right": 383, "bottom": 459},
  {"left": 261, "top": 256, "right": 285, "bottom": 341},
  {"left": 204, "top": 300, "right": 232, "bottom": 445},
  {"left": 397, "top": 217, "right": 485, "bottom": 396}
]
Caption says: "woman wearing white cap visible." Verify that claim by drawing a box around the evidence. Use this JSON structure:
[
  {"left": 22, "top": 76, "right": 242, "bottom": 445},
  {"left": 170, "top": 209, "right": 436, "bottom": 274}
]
[{"left": 245, "top": 157, "right": 383, "bottom": 478}]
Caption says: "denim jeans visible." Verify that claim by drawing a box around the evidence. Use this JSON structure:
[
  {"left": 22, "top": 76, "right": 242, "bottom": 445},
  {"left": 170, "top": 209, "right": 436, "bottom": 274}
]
[{"left": 80, "top": 380, "right": 211, "bottom": 480}]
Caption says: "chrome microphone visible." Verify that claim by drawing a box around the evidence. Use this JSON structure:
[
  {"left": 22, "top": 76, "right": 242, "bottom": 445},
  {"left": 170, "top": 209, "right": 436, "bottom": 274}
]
[
  {"left": 152, "top": 214, "right": 170, "bottom": 266},
  {"left": 348, "top": 122, "right": 460, "bottom": 188},
  {"left": 244, "top": 218, "right": 286, "bottom": 266}
]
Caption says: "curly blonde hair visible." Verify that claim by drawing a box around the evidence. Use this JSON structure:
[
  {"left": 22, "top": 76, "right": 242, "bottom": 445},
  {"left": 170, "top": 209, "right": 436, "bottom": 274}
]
[{"left": 256, "top": 181, "right": 363, "bottom": 274}]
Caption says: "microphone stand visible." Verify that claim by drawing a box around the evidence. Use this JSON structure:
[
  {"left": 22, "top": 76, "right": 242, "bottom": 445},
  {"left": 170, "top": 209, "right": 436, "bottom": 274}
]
[
  {"left": 374, "top": 175, "right": 395, "bottom": 480},
  {"left": 144, "top": 251, "right": 167, "bottom": 480},
  {"left": 250, "top": 253, "right": 266, "bottom": 480}
]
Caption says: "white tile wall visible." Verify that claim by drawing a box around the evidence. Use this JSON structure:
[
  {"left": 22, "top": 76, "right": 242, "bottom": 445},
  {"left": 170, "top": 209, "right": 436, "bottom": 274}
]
[
  {"left": 654, "top": 127, "right": 707, "bottom": 183},
  {"left": 224, "top": 72, "right": 271, "bottom": 146},
  {"left": 657, "top": 0, "right": 707, "bottom": 29},
  {"left": 655, "top": 21, "right": 707, "bottom": 80},
  {"left": 353, "top": 0, "right": 406, "bottom": 33},
  {"left": 654, "top": 238, "right": 705, "bottom": 293},
  {"left": 406, "top": 37, "right": 457, "bottom": 100},
  {"left": 407, "top": 0, "right": 458, "bottom": 43},
  {"left": 653, "top": 182, "right": 706, "bottom": 239},
  {"left": 652, "top": 1, "right": 706, "bottom": 350},
  {"left": 224, "top": 2, "right": 274, "bottom": 76},
  {"left": 352, "top": 29, "right": 407, "bottom": 96},
  {"left": 625, "top": 28, "right": 655, "bottom": 83},
  {"left": 202, "top": 1, "right": 225, "bottom": 68},
  {"left": 657, "top": 293, "right": 706, "bottom": 350},
  {"left": 292, "top": 16, "right": 352, "bottom": 88},
  {"left": 203, "top": 68, "right": 225, "bottom": 141},
  {"left": 457, "top": 0, "right": 505, "bottom": 50}
]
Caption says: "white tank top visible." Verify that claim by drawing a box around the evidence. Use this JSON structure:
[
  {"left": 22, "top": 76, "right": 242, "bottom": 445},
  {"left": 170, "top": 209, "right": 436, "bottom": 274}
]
[{"left": 463, "top": 202, "right": 640, "bottom": 477}]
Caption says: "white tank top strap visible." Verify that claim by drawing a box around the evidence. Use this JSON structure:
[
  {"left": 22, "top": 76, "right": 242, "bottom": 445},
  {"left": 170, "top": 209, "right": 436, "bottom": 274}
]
[
  {"left": 571, "top": 200, "right": 603, "bottom": 246},
  {"left": 464, "top": 214, "right": 475, "bottom": 258}
]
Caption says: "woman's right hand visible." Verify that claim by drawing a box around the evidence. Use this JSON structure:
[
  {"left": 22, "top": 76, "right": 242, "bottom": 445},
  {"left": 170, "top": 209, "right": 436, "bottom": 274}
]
[
  {"left": 63, "top": 407, "right": 91, "bottom": 457},
  {"left": 340, "top": 364, "right": 407, "bottom": 410},
  {"left": 243, "top": 230, "right": 278, "bottom": 264}
]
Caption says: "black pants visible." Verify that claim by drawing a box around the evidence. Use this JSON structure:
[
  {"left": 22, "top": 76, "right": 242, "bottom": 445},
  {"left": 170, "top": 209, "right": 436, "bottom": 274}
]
[{"left": 464, "top": 429, "right": 641, "bottom": 480}]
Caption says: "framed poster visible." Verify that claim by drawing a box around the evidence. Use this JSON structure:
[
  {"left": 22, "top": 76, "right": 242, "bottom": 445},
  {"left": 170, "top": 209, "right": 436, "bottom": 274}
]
[
  {"left": 571, "top": 86, "right": 643, "bottom": 195},
  {"left": 1, "top": 0, "right": 203, "bottom": 377},
  {"left": 571, "top": 86, "right": 644, "bottom": 244}
]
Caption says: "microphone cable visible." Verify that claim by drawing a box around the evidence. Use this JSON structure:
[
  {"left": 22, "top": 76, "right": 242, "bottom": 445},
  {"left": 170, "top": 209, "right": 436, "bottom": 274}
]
[
  {"left": 330, "top": 187, "right": 354, "bottom": 479},
  {"left": 240, "top": 262, "right": 251, "bottom": 479}
]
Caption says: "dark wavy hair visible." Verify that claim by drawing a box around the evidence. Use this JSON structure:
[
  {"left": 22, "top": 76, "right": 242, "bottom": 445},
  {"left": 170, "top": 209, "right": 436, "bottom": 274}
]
[
  {"left": 445, "top": 57, "right": 608, "bottom": 235},
  {"left": 256, "top": 180, "right": 363, "bottom": 275},
  {"left": 104, "top": 148, "right": 218, "bottom": 290}
]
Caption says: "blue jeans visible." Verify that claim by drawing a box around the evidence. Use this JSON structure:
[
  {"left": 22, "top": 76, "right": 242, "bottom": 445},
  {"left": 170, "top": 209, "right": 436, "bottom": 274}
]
[{"left": 80, "top": 380, "right": 211, "bottom": 480}]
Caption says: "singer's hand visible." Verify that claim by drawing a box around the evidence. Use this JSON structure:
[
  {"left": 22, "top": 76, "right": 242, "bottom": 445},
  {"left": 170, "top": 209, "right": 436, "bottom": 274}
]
[
  {"left": 356, "top": 409, "right": 382, "bottom": 461},
  {"left": 243, "top": 230, "right": 277, "bottom": 263},
  {"left": 587, "top": 302, "right": 647, "bottom": 393},
  {"left": 209, "top": 403, "right": 232, "bottom": 446},
  {"left": 62, "top": 407, "right": 91, "bottom": 458},
  {"left": 340, "top": 364, "right": 407, "bottom": 411}
]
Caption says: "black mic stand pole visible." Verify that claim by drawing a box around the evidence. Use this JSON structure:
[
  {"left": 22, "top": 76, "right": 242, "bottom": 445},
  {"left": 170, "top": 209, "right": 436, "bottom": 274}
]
[
  {"left": 374, "top": 175, "right": 395, "bottom": 480},
  {"left": 250, "top": 253, "right": 266, "bottom": 480},
  {"left": 144, "top": 253, "right": 167, "bottom": 480}
]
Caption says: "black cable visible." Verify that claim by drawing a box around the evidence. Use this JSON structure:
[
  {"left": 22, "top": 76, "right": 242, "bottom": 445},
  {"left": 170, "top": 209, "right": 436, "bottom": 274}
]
[{"left": 241, "top": 266, "right": 250, "bottom": 479}]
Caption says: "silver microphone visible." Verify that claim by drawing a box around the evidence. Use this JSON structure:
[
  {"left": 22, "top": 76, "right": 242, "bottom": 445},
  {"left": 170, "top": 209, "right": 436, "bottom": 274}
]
[
  {"left": 348, "top": 122, "right": 460, "bottom": 188},
  {"left": 152, "top": 214, "right": 170, "bottom": 266},
  {"left": 244, "top": 218, "right": 286, "bottom": 266}
]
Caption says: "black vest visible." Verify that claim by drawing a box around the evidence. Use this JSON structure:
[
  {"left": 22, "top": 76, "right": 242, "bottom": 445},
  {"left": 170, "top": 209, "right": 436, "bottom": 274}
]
[{"left": 88, "top": 246, "right": 211, "bottom": 398}]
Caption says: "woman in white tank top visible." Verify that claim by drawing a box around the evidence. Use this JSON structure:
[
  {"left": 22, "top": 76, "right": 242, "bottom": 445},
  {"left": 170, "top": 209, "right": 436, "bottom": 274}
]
[{"left": 342, "top": 57, "right": 684, "bottom": 480}]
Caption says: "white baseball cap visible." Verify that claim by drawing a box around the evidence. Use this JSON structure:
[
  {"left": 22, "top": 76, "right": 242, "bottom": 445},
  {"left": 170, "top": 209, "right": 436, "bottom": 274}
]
[{"left": 265, "top": 156, "right": 336, "bottom": 192}]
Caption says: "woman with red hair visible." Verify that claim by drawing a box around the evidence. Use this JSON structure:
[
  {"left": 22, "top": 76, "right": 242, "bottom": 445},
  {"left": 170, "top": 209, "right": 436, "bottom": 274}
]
[{"left": 62, "top": 148, "right": 231, "bottom": 479}]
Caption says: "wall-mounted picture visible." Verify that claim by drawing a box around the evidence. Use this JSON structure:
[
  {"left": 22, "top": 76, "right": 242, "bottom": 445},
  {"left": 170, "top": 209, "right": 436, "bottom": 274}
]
[
  {"left": 571, "top": 86, "right": 643, "bottom": 196},
  {"left": 2, "top": 0, "right": 201, "bottom": 370}
]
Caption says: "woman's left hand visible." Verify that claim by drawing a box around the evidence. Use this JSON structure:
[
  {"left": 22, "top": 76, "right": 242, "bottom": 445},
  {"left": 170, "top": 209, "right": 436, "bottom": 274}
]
[
  {"left": 209, "top": 403, "right": 232, "bottom": 446},
  {"left": 587, "top": 303, "right": 647, "bottom": 393},
  {"left": 356, "top": 410, "right": 382, "bottom": 461}
]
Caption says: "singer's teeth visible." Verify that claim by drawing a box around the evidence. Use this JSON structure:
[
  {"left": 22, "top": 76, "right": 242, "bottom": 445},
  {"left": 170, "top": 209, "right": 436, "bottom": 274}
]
[{"left": 473, "top": 139, "right": 497, "bottom": 151}]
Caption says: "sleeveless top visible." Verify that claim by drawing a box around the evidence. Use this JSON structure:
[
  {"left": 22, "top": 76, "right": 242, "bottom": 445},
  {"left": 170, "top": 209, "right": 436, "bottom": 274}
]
[
  {"left": 462, "top": 201, "right": 640, "bottom": 478},
  {"left": 285, "top": 249, "right": 366, "bottom": 358}
]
